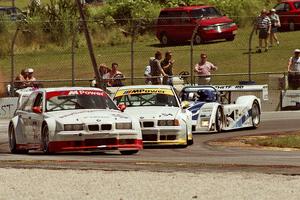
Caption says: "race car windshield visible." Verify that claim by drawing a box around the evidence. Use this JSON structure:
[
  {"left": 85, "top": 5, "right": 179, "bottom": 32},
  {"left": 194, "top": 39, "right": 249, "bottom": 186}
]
[
  {"left": 46, "top": 90, "right": 118, "bottom": 111},
  {"left": 191, "top": 7, "right": 222, "bottom": 19},
  {"left": 115, "top": 93, "right": 179, "bottom": 107}
]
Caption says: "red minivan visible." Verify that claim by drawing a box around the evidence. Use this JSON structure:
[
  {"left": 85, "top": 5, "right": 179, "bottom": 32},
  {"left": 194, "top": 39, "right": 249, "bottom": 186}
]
[
  {"left": 274, "top": 0, "right": 300, "bottom": 31},
  {"left": 156, "top": 5, "right": 238, "bottom": 45}
]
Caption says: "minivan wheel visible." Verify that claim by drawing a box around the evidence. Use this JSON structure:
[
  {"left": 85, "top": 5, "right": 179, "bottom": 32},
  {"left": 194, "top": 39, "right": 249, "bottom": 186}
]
[
  {"left": 160, "top": 33, "right": 169, "bottom": 45},
  {"left": 194, "top": 34, "right": 202, "bottom": 44},
  {"left": 226, "top": 36, "right": 235, "bottom": 41}
]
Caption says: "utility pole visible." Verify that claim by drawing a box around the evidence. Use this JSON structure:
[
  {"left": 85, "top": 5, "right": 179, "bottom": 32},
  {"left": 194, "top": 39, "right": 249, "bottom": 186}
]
[{"left": 75, "top": 0, "right": 105, "bottom": 90}]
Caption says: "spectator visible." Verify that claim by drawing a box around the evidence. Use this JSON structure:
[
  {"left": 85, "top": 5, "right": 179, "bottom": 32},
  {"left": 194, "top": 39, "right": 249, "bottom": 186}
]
[
  {"left": 144, "top": 57, "right": 154, "bottom": 84},
  {"left": 25, "top": 68, "right": 37, "bottom": 87},
  {"left": 269, "top": 8, "right": 280, "bottom": 47},
  {"left": 98, "top": 63, "right": 110, "bottom": 77},
  {"left": 14, "top": 69, "right": 28, "bottom": 89},
  {"left": 161, "top": 50, "right": 175, "bottom": 85},
  {"left": 287, "top": 49, "right": 300, "bottom": 89},
  {"left": 256, "top": 9, "right": 271, "bottom": 53},
  {"left": 103, "top": 63, "right": 124, "bottom": 87},
  {"left": 194, "top": 53, "right": 217, "bottom": 85},
  {"left": 149, "top": 51, "right": 167, "bottom": 85}
]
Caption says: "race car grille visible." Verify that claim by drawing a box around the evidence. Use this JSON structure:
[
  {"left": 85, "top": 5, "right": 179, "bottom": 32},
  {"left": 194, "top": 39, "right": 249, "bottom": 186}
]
[
  {"left": 101, "top": 124, "right": 112, "bottom": 130},
  {"left": 160, "top": 135, "right": 177, "bottom": 140},
  {"left": 88, "top": 125, "right": 99, "bottom": 131},
  {"left": 143, "top": 134, "right": 157, "bottom": 141},
  {"left": 143, "top": 121, "right": 154, "bottom": 127}
]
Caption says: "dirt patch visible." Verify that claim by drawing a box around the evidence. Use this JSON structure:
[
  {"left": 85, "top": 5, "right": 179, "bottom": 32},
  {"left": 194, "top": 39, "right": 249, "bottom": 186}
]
[{"left": 208, "top": 132, "right": 300, "bottom": 151}]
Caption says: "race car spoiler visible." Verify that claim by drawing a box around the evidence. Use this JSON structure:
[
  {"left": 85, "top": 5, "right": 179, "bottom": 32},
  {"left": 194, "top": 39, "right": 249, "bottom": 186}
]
[{"left": 214, "top": 85, "right": 269, "bottom": 101}]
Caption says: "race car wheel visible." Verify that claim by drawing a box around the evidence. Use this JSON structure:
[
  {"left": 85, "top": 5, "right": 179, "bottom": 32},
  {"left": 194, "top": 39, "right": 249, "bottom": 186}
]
[
  {"left": 120, "top": 150, "right": 138, "bottom": 155},
  {"left": 215, "top": 107, "right": 224, "bottom": 132},
  {"left": 42, "top": 125, "right": 51, "bottom": 154},
  {"left": 251, "top": 101, "right": 260, "bottom": 128},
  {"left": 8, "top": 124, "right": 28, "bottom": 154}
]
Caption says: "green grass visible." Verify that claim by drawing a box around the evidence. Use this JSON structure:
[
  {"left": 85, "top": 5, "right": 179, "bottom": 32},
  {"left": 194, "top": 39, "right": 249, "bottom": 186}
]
[
  {"left": 246, "top": 135, "right": 300, "bottom": 149},
  {"left": 0, "top": 0, "right": 50, "bottom": 8},
  {"left": 0, "top": 26, "right": 299, "bottom": 86}
]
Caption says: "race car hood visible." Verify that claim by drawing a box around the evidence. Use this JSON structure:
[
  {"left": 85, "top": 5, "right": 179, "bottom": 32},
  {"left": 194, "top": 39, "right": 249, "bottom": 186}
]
[
  {"left": 124, "top": 106, "right": 180, "bottom": 120},
  {"left": 45, "top": 109, "right": 131, "bottom": 124}
]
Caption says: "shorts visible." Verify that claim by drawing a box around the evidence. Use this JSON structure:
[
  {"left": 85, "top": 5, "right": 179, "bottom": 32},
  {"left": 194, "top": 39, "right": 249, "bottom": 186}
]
[
  {"left": 271, "top": 26, "right": 278, "bottom": 33},
  {"left": 259, "top": 29, "right": 268, "bottom": 39}
]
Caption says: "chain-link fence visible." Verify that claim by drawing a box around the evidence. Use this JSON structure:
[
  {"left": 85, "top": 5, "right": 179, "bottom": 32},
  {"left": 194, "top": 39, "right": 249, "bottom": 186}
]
[{"left": 0, "top": 16, "right": 299, "bottom": 95}]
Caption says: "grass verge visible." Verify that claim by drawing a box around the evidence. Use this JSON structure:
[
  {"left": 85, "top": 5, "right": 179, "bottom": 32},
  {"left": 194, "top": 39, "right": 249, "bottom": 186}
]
[{"left": 246, "top": 135, "right": 300, "bottom": 149}]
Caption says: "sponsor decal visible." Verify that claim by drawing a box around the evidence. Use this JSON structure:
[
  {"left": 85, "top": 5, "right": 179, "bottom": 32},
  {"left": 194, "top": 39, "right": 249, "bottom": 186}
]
[
  {"left": 115, "top": 88, "right": 173, "bottom": 97},
  {"left": 46, "top": 90, "right": 106, "bottom": 99}
]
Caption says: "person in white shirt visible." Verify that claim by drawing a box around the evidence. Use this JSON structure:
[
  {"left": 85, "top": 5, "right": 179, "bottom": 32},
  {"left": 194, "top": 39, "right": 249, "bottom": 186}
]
[{"left": 287, "top": 49, "right": 300, "bottom": 89}]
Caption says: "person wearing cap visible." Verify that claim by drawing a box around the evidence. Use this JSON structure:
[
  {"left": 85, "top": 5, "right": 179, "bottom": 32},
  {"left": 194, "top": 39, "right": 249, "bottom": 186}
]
[
  {"left": 194, "top": 53, "right": 217, "bottom": 85},
  {"left": 269, "top": 8, "right": 280, "bottom": 47},
  {"left": 25, "top": 68, "right": 37, "bottom": 87},
  {"left": 255, "top": 9, "right": 271, "bottom": 53},
  {"left": 287, "top": 49, "right": 300, "bottom": 89},
  {"left": 149, "top": 51, "right": 167, "bottom": 85}
]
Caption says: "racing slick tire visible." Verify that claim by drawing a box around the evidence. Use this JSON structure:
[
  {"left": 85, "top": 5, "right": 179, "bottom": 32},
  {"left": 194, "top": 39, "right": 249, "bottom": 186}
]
[
  {"left": 42, "top": 124, "right": 51, "bottom": 154},
  {"left": 8, "top": 123, "right": 28, "bottom": 154},
  {"left": 120, "top": 150, "right": 139, "bottom": 155},
  {"left": 215, "top": 107, "right": 224, "bottom": 132},
  {"left": 251, "top": 101, "right": 260, "bottom": 128}
]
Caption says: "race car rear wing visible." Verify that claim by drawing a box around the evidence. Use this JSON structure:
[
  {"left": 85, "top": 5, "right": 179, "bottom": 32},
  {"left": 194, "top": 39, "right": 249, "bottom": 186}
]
[{"left": 214, "top": 85, "right": 269, "bottom": 101}]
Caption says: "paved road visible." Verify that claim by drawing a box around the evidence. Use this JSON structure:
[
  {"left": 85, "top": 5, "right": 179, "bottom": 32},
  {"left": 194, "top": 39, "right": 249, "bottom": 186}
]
[{"left": 1, "top": 112, "right": 300, "bottom": 174}]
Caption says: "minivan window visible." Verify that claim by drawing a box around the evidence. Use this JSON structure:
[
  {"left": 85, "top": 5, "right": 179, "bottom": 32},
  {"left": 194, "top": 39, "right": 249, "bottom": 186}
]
[{"left": 191, "top": 7, "right": 221, "bottom": 19}]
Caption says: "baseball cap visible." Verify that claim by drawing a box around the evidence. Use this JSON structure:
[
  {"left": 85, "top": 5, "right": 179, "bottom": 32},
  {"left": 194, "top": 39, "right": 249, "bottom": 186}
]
[
  {"left": 26, "top": 68, "right": 34, "bottom": 73},
  {"left": 270, "top": 8, "right": 276, "bottom": 12},
  {"left": 294, "top": 49, "right": 300, "bottom": 53}
]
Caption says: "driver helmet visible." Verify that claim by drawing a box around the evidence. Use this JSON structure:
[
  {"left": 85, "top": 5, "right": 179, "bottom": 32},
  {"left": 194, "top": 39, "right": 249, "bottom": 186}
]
[{"left": 197, "top": 89, "right": 216, "bottom": 102}]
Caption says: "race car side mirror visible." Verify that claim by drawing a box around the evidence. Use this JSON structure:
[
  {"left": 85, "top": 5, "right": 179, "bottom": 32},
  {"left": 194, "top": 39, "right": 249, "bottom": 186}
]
[
  {"left": 32, "top": 106, "right": 42, "bottom": 114},
  {"left": 118, "top": 103, "right": 126, "bottom": 112}
]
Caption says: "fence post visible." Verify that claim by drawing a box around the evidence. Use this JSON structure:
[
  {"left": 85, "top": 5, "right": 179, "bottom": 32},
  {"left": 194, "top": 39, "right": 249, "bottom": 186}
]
[
  {"left": 130, "top": 19, "right": 134, "bottom": 85},
  {"left": 248, "top": 23, "right": 256, "bottom": 82},
  {"left": 190, "top": 24, "right": 199, "bottom": 85},
  {"left": 10, "top": 26, "right": 20, "bottom": 96},
  {"left": 71, "top": 22, "right": 77, "bottom": 87}
]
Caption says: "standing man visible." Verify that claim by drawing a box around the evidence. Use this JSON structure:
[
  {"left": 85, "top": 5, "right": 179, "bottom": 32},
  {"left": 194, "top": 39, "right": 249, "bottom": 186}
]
[
  {"left": 150, "top": 51, "right": 167, "bottom": 85},
  {"left": 256, "top": 9, "right": 271, "bottom": 53},
  {"left": 269, "top": 8, "right": 280, "bottom": 47},
  {"left": 287, "top": 49, "right": 300, "bottom": 89},
  {"left": 161, "top": 50, "right": 175, "bottom": 85},
  {"left": 103, "top": 63, "right": 124, "bottom": 87},
  {"left": 194, "top": 53, "right": 217, "bottom": 85}
]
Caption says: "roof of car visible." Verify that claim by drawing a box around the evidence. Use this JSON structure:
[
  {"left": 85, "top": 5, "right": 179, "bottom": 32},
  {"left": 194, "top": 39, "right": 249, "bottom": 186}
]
[
  {"left": 161, "top": 5, "right": 212, "bottom": 12},
  {"left": 117, "top": 85, "right": 173, "bottom": 90}
]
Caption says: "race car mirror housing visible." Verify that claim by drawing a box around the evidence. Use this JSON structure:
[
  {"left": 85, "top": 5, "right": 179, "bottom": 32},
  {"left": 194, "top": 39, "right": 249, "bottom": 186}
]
[
  {"left": 32, "top": 106, "right": 42, "bottom": 114},
  {"left": 118, "top": 103, "right": 126, "bottom": 112}
]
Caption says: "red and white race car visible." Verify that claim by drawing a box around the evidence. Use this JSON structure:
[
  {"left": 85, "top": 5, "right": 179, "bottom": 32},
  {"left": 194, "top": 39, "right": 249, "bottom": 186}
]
[{"left": 8, "top": 87, "right": 143, "bottom": 154}]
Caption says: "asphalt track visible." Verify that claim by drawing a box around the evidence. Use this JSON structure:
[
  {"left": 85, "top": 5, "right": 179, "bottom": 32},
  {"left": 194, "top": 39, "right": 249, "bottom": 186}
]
[{"left": 1, "top": 112, "right": 300, "bottom": 174}]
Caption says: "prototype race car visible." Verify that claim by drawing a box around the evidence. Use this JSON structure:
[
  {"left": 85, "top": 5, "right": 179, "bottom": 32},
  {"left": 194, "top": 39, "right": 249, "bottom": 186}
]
[
  {"left": 114, "top": 85, "right": 193, "bottom": 147},
  {"left": 8, "top": 87, "right": 143, "bottom": 154},
  {"left": 180, "top": 85, "right": 268, "bottom": 133}
]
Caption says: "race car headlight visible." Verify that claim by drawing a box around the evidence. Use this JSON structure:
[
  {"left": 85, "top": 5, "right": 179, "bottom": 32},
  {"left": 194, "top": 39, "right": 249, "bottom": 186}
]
[
  {"left": 228, "top": 22, "right": 236, "bottom": 27},
  {"left": 64, "top": 124, "right": 84, "bottom": 131},
  {"left": 201, "top": 120, "right": 209, "bottom": 127},
  {"left": 158, "top": 119, "right": 179, "bottom": 126},
  {"left": 116, "top": 122, "right": 132, "bottom": 129}
]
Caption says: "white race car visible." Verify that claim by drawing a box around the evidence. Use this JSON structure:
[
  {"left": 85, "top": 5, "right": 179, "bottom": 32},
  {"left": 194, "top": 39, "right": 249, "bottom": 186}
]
[
  {"left": 114, "top": 85, "right": 193, "bottom": 147},
  {"left": 180, "top": 85, "right": 268, "bottom": 133},
  {"left": 8, "top": 87, "right": 143, "bottom": 154}
]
